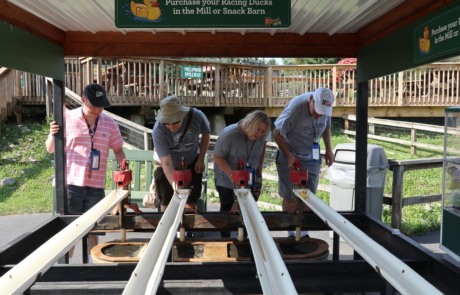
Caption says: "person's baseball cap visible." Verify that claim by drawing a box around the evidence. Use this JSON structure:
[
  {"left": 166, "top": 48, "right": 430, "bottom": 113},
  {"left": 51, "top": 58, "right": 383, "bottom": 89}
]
[
  {"left": 155, "top": 96, "right": 190, "bottom": 124},
  {"left": 313, "top": 87, "right": 334, "bottom": 116},
  {"left": 83, "top": 84, "right": 110, "bottom": 108}
]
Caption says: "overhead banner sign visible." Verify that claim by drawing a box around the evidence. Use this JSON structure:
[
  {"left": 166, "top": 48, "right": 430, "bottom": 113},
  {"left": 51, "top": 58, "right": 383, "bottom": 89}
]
[
  {"left": 115, "top": 0, "right": 290, "bottom": 28},
  {"left": 414, "top": 5, "right": 460, "bottom": 63}
]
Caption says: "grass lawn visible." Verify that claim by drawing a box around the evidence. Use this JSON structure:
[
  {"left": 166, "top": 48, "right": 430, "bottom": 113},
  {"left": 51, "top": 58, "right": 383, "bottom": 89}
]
[{"left": 0, "top": 119, "right": 55, "bottom": 215}]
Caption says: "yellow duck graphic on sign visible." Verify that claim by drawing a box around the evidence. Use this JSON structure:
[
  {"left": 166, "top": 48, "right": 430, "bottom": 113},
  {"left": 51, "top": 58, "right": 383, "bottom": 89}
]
[
  {"left": 419, "top": 26, "right": 431, "bottom": 53},
  {"left": 130, "top": 0, "right": 162, "bottom": 21}
]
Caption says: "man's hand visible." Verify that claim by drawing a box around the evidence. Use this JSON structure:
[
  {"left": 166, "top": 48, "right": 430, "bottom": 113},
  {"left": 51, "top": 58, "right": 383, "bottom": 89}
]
[
  {"left": 287, "top": 154, "right": 296, "bottom": 169},
  {"left": 194, "top": 159, "right": 205, "bottom": 174},
  {"left": 49, "top": 121, "right": 60, "bottom": 135},
  {"left": 324, "top": 149, "right": 334, "bottom": 166}
]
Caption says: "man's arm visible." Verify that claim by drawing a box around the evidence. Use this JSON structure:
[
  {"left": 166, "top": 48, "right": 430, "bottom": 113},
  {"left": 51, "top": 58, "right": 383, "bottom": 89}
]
[
  {"left": 322, "top": 127, "right": 334, "bottom": 166},
  {"left": 113, "top": 147, "right": 126, "bottom": 165},
  {"left": 256, "top": 142, "right": 267, "bottom": 177},
  {"left": 273, "top": 128, "right": 295, "bottom": 169},
  {"left": 194, "top": 134, "right": 210, "bottom": 174},
  {"left": 159, "top": 155, "right": 176, "bottom": 187}
]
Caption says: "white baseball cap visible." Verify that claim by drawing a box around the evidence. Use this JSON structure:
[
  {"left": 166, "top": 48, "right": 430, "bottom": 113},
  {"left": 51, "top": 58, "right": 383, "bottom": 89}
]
[{"left": 313, "top": 87, "right": 334, "bottom": 116}]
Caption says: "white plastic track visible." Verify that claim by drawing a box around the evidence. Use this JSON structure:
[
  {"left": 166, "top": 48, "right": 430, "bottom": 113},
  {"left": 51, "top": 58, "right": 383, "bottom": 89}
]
[
  {"left": 123, "top": 189, "right": 190, "bottom": 295},
  {"left": 293, "top": 189, "right": 443, "bottom": 295},
  {"left": 0, "top": 189, "right": 130, "bottom": 295},
  {"left": 235, "top": 188, "right": 298, "bottom": 295}
]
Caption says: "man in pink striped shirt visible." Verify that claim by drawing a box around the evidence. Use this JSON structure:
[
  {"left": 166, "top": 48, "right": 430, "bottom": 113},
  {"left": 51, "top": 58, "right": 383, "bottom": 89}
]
[{"left": 46, "top": 83, "right": 125, "bottom": 263}]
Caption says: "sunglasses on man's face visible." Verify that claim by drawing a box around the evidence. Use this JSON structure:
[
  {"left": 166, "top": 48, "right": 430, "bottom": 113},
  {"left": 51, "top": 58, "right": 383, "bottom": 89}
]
[{"left": 165, "top": 120, "right": 181, "bottom": 126}]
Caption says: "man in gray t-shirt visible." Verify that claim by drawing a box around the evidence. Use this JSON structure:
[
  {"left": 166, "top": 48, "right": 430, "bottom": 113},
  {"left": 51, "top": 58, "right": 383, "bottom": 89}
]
[
  {"left": 273, "top": 87, "right": 335, "bottom": 238},
  {"left": 150, "top": 96, "right": 211, "bottom": 212}
]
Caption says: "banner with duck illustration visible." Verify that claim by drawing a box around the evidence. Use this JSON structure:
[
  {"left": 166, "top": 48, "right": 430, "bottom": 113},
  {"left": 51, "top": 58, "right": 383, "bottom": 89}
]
[
  {"left": 414, "top": 5, "right": 460, "bottom": 63},
  {"left": 115, "top": 0, "right": 290, "bottom": 28}
]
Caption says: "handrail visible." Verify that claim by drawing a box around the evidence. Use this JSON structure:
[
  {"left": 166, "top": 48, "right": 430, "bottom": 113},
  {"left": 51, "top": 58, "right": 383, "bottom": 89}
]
[
  {"left": 123, "top": 189, "right": 190, "bottom": 295},
  {"left": 0, "top": 190, "right": 130, "bottom": 295},
  {"left": 235, "top": 188, "right": 297, "bottom": 295},
  {"left": 293, "top": 189, "right": 443, "bottom": 295}
]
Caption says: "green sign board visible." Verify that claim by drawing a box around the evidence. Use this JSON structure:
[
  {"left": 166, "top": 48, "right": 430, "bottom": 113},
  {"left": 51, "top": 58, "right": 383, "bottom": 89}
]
[
  {"left": 181, "top": 65, "right": 203, "bottom": 78},
  {"left": 115, "top": 0, "right": 290, "bottom": 28},
  {"left": 414, "top": 5, "right": 460, "bottom": 63}
]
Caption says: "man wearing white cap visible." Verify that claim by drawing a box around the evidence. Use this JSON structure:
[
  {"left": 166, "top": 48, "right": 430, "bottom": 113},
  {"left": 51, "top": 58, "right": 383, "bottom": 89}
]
[
  {"left": 273, "top": 87, "right": 335, "bottom": 239},
  {"left": 150, "top": 96, "right": 211, "bottom": 218}
]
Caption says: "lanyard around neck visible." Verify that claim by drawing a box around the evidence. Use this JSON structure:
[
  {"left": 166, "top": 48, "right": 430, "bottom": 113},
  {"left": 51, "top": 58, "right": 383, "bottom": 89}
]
[{"left": 82, "top": 107, "right": 99, "bottom": 149}]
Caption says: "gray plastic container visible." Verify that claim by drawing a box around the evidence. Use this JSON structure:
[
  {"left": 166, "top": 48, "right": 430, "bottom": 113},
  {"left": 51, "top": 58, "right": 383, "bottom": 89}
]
[{"left": 326, "top": 143, "right": 389, "bottom": 219}]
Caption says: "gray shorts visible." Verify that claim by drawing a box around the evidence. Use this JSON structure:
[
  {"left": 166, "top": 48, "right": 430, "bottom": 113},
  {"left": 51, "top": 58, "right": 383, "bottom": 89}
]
[{"left": 276, "top": 150, "right": 321, "bottom": 200}]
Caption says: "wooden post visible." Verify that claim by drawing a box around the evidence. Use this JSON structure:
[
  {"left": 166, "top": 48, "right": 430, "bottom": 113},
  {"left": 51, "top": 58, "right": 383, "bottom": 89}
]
[
  {"left": 391, "top": 164, "right": 404, "bottom": 229},
  {"left": 159, "top": 60, "right": 165, "bottom": 101},
  {"left": 368, "top": 117, "right": 375, "bottom": 135},
  {"left": 332, "top": 65, "right": 337, "bottom": 104},
  {"left": 144, "top": 131, "right": 149, "bottom": 151},
  {"left": 398, "top": 71, "right": 404, "bottom": 106},
  {"left": 344, "top": 115, "right": 349, "bottom": 137},
  {"left": 265, "top": 66, "right": 272, "bottom": 107},
  {"left": 97, "top": 57, "right": 102, "bottom": 85},
  {"left": 411, "top": 128, "right": 417, "bottom": 155},
  {"left": 215, "top": 64, "right": 220, "bottom": 107}
]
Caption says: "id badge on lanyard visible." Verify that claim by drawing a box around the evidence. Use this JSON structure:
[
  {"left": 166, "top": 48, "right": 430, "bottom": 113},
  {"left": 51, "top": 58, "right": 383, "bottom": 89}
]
[
  {"left": 90, "top": 149, "right": 100, "bottom": 170},
  {"left": 311, "top": 142, "right": 321, "bottom": 163},
  {"left": 245, "top": 167, "right": 255, "bottom": 187}
]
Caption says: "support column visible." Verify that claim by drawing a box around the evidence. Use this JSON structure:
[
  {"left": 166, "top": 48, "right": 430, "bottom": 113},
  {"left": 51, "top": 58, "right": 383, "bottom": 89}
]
[
  {"left": 208, "top": 114, "right": 226, "bottom": 135},
  {"left": 53, "top": 79, "right": 67, "bottom": 215},
  {"left": 355, "top": 81, "right": 369, "bottom": 214}
]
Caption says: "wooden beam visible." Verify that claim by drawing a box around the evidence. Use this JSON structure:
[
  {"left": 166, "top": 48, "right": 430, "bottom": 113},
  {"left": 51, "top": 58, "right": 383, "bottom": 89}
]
[
  {"left": 0, "top": 0, "right": 65, "bottom": 46},
  {"left": 357, "top": 0, "right": 457, "bottom": 48},
  {"left": 64, "top": 32, "right": 358, "bottom": 57}
]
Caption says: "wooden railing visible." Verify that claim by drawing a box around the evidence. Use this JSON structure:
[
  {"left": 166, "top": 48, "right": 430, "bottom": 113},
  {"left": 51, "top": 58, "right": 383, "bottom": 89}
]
[{"left": 3, "top": 59, "right": 460, "bottom": 112}]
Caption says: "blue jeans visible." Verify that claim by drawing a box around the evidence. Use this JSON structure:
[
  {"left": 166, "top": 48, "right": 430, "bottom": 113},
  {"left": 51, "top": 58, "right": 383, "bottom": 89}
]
[{"left": 67, "top": 185, "right": 105, "bottom": 214}]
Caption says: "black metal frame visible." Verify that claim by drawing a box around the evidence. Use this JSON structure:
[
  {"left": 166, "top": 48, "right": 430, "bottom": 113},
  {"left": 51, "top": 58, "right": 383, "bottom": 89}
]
[{"left": 2, "top": 79, "right": 459, "bottom": 294}]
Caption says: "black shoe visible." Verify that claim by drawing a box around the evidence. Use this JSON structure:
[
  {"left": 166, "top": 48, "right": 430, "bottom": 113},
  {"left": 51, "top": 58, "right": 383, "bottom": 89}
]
[
  {"left": 186, "top": 231, "right": 194, "bottom": 238},
  {"left": 221, "top": 232, "right": 231, "bottom": 238},
  {"left": 289, "top": 233, "right": 295, "bottom": 238},
  {"left": 303, "top": 234, "right": 310, "bottom": 238}
]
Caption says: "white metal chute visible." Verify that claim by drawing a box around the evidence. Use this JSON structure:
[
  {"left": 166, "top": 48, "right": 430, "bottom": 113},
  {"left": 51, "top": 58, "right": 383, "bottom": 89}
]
[
  {"left": 235, "top": 188, "right": 298, "bottom": 295},
  {"left": 123, "top": 189, "right": 190, "bottom": 295},
  {"left": 293, "top": 189, "right": 443, "bottom": 295},
  {"left": 0, "top": 189, "right": 130, "bottom": 295}
]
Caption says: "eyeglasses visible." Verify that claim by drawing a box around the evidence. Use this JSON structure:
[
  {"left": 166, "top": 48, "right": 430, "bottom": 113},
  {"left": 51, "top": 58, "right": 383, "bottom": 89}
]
[{"left": 165, "top": 120, "right": 181, "bottom": 126}]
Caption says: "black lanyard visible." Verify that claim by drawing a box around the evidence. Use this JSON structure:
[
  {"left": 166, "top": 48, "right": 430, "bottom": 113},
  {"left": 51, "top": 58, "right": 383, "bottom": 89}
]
[
  {"left": 245, "top": 137, "right": 256, "bottom": 168},
  {"left": 308, "top": 103, "right": 318, "bottom": 143},
  {"left": 82, "top": 108, "right": 99, "bottom": 150}
]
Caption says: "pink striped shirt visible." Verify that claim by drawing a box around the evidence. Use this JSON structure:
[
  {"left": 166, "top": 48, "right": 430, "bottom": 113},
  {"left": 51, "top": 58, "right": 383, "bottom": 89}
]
[{"left": 65, "top": 108, "right": 124, "bottom": 189}]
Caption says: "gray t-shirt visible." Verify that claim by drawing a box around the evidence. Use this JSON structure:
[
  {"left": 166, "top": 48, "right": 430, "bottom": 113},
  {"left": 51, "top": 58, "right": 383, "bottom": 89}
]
[
  {"left": 274, "top": 92, "right": 331, "bottom": 161},
  {"left": 153, "top": 108, "right": 211, "bottom": 168},
  {"left": 214, "top": 123, "right": 266, "bottom": 189}
]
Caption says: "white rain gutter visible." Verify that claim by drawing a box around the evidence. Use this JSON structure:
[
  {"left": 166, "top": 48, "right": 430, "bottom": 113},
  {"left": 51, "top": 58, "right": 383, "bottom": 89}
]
[
  {"left": 235, "top": 188, "right": 298, "bottom": 295},
  {"left": 0, "top": 189, "right": 130, "bottom": 295},
  {"left": 123, "top": 189, "right": 190, "bottom": 295},
  {"left": 293, "top": 189, "right": 443, "bottom": 295}
]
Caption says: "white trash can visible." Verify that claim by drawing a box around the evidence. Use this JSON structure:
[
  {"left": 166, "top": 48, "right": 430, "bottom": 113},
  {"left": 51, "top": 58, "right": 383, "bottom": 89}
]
[{"left": 326, "top": 143, "right": 389, "bottom": 220}]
